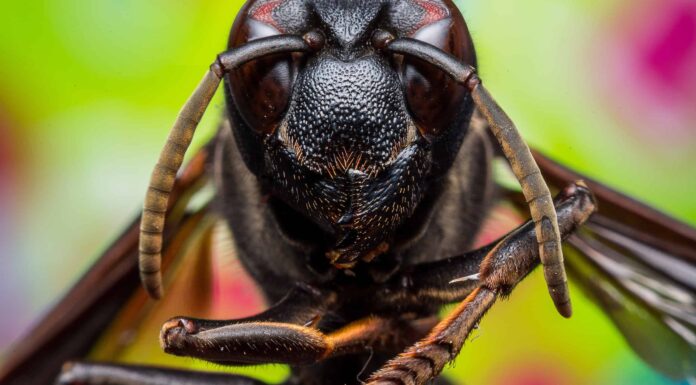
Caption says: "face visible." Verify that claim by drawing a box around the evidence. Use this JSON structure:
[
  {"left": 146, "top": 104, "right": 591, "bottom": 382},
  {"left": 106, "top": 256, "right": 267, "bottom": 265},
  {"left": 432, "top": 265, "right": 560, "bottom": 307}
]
[{"left": 225, "top": 0, "right": 476, "bottom": 267}]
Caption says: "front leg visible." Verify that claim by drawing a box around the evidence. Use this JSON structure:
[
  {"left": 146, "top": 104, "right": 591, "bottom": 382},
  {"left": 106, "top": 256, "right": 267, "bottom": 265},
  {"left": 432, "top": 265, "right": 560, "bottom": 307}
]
[
  {"left": 159, "top": 281, "right": 430, "bottom": 366},
  {"left": 162, "top": 313, "right": 429, "bottom": 366},
  {"left": 157, "top": 282, "right": 335, "bottom": 366},
  {"left": 55, "top": 270, "right": 423, "bottom": 384},
  {"left": 367, "top": 182, "right": 597, "bottom": 385},
  {"left": 56, "top": 283, "right": 331, "bottom": 384}
]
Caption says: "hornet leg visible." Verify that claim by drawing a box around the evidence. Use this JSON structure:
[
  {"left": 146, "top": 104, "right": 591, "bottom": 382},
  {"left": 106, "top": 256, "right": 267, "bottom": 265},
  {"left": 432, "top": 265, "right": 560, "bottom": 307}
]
[
  {"left": 159, "top": 283, "right": 427, "bottom": 366},
  {"left": 366, "top": 182, "right": 597, "bottom": 385}
]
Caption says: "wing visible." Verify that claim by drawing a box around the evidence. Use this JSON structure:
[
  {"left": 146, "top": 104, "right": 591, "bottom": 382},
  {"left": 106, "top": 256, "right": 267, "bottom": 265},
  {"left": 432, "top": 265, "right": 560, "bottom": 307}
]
[
  {"left": 490, "top": 147, "right": 696, "bottom": 381},
  {"left": 533, "top": 151, "right": 696, "bottom": 381},
  {"left": 0, "top": 144, "right": 266, "bottom": 385}
]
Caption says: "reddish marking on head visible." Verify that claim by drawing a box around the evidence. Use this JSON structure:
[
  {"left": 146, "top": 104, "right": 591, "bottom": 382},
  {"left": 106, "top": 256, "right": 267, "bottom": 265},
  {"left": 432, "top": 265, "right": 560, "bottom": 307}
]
[
  {"left": 250, "top": 0, "right": 285, "bottom": 31},
  {"left": 412, "top": 0, "right": 449, "bottom": 31}
]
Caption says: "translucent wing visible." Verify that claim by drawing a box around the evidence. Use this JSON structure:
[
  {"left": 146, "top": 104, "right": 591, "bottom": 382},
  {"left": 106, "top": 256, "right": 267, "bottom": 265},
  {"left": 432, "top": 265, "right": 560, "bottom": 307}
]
[
  {"left": 88, "top": 206, "right": 265, "bottom": 369},
  {"left": 491, "top": 144, "right": 696, "bottom": 382},
  {"left": 534, "top": 151, "right": 696, "bottom": 381},
  {"left": 0, "top": 145, "right": 265, "bottom": 385}
]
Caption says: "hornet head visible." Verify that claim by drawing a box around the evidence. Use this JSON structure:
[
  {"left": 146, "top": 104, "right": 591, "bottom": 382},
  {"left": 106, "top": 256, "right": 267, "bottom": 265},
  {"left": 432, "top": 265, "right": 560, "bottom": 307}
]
[{"left": 225, "top": 0, "right": 477, "bottom": 268}]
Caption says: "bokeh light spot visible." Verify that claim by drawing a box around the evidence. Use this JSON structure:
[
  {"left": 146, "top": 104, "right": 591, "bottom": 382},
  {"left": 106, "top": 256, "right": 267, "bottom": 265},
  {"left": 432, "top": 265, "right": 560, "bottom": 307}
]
[
  {"left": 489, "top": 361, "right": 577, "bottom": 385},
  {"left": 602, "top": 0, "right": 696, "bottom": 144},
  {"left": 642, "top": 3, "right": 696, "bottom": 90}
]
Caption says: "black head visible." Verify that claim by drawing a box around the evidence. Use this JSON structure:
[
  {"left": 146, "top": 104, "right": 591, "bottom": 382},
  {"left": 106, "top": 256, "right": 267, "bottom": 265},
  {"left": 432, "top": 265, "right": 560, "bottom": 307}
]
[{"left": 224, "top": 0, "right": 476, "bottom": 267}]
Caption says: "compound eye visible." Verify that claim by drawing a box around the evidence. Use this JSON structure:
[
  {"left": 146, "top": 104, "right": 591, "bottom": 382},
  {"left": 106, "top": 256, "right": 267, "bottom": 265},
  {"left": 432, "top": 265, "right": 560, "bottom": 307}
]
[
  {"left": 402, "top": 11, "right": 474, "bottom": 137},
  {"left": 227, "top": 12, "right": 293, "bottom": 135}
]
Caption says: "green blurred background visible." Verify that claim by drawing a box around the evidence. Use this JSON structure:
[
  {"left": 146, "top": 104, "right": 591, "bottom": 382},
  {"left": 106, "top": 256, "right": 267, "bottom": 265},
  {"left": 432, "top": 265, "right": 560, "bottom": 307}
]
[{"left": 0, "top": 1, "right": 694, "bottom": 384}]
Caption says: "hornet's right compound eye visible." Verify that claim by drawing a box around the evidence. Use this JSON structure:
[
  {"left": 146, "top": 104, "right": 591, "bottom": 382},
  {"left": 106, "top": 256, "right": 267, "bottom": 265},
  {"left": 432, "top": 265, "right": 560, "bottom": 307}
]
[{"left": 227, "top": 2, "right": 296, "bottom": 135}]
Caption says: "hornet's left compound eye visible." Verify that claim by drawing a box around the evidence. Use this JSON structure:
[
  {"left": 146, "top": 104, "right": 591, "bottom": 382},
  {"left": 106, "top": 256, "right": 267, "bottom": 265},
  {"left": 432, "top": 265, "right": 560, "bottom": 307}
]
[{"left": 226, "top": 1, "right": 296, "bottom": 135}]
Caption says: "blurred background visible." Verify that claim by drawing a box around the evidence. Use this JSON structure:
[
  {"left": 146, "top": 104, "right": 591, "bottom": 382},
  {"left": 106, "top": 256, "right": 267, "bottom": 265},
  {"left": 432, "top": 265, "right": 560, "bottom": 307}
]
[{"left": 0, "top": 0, "right": 694, "bottom": 384}]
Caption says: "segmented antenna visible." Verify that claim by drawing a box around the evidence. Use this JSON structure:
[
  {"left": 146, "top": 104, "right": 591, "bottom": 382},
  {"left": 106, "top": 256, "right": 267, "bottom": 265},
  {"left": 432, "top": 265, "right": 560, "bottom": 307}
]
[
  {"left": 470, "top": 80, "right": 570, "bottom": 317},
  {"left": 384, "top": 36, "right": 571, "bottom": 317},
  {"left": 138, "top": 34, "right": 318, "bottom": 299},
  {"left": 139, "top": 69, "right": 222, "bottom": 299}
]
